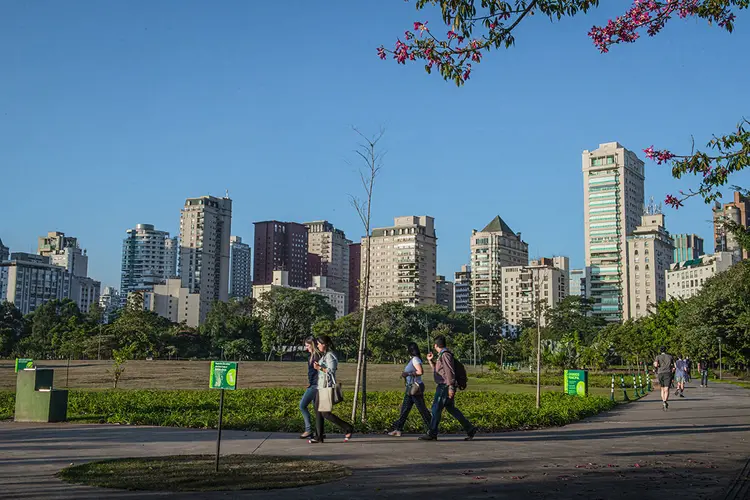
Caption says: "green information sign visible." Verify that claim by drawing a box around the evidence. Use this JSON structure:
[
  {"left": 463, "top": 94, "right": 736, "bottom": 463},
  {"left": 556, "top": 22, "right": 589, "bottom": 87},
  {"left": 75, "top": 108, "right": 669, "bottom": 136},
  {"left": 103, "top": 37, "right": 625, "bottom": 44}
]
[
  {"left": 564, "top": 369, "right": 588, "bottom": 397},
  {"left": 209, "top": 361, "right": 238, "bottom": 390},
  {"left": 15, "top": 358, "right": 34, "bottom": 373}
]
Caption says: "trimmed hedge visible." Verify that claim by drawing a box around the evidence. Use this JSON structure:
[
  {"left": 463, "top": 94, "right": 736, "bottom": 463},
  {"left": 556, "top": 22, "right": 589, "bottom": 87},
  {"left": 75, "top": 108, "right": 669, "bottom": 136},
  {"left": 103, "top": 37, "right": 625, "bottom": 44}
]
[{"left": 0, "top": 388, "right": 616, "bottom": 433}]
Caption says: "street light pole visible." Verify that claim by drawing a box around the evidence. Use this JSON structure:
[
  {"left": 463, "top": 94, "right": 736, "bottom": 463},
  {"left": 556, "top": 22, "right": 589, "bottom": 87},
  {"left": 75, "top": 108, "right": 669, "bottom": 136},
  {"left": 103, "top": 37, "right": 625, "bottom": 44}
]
[
  {"left": 533, "top": 268, "right": 541, "bottom": 410},
  {"left": 472, "top": 269, "right": 477, "bottom": 367},
  {"left": 719, "top": 338, "right": 722, "bottom": 380}
]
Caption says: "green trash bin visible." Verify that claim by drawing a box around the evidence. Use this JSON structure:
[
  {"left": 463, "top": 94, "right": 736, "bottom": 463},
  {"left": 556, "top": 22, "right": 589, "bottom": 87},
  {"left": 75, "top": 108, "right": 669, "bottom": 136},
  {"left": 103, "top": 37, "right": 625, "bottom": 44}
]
[{"left": 14, "top": 368, "right": 68, "bottom": 423}]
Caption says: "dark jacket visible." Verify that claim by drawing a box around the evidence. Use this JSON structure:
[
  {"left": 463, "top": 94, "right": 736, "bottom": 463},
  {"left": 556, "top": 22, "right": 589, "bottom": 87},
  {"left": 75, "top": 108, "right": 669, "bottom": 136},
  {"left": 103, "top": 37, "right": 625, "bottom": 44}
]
[{"left": 307, "top": 353, "right": 321, "bottom": 387}]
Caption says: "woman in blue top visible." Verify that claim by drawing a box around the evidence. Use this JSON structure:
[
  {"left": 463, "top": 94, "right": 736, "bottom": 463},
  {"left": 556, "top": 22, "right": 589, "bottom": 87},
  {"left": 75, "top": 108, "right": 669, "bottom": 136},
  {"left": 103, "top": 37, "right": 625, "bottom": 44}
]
[
  {"left": 308, "top": 335, "right": 354, "bottom": 444},
  {"left": 299, "top": 336, "right": 320, "bottom": 439},
  {"left": 387, "top": 342, "right": 432, "bottom": 437}
]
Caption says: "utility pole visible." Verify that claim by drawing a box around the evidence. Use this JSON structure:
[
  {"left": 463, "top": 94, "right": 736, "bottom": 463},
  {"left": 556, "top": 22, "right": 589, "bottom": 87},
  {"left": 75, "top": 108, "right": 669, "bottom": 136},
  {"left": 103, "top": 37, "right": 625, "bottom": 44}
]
[
  {"left": 534, "top": 267, "right": 541, "bottom": 409},
  {"left": 718, "top": 337, "right": 723, "bottom": 380},
  {"left": 472, "top": 275, "right": 477, "bottom": 367}
]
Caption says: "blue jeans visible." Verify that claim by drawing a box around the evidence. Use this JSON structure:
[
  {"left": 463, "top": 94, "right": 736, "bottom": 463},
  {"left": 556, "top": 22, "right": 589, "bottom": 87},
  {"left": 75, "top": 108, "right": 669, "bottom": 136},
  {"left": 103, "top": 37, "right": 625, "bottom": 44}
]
[
  {"left": 701, "top": 370, "right": 709, "bottom": 386},
  {"left": 299, "top": 386, "right": 317, "bottom": 432},
  {"left": 428, "top": 384, "right": 474, "bottom": 437}
]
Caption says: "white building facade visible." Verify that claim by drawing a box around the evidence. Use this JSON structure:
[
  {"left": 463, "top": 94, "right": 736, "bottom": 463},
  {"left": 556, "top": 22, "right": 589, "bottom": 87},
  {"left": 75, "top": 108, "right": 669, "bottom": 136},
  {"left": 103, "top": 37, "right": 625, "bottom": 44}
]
[{"left": 666, "top": 252, "right": 735, "bottom": 300}]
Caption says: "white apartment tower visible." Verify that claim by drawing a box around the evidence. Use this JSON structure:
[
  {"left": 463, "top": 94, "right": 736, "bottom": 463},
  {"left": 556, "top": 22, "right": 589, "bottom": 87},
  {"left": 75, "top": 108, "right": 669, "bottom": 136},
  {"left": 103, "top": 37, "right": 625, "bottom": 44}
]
[
  {"left": 501, "top": 257, "right": 569, "bottom": 328},
  {"left": 666, "top": 252, "right": 735, "bottom": 300},
  {"left": 626, "top": 206, "right": 674, "bottom": 319},
  {"left": 304, "top": 221, "right": 351, "bottom": 313},
  {"left": 470, "top": 216, "right": 529, "bottom": 310},
  {"left": 121, "top": 224, "right": 178, "bottom": 304},
  {"left": 363, "top": 216, "right": 437, "bottom": 308},
  {"left": 229, "top": 236, "right": 252, "bottom": 299},
  {"left": 179, "top": 195, "right": 232, "bottom": 323},
  {"left": 583, "top": 142, "right": 645, "bottom": 322}
]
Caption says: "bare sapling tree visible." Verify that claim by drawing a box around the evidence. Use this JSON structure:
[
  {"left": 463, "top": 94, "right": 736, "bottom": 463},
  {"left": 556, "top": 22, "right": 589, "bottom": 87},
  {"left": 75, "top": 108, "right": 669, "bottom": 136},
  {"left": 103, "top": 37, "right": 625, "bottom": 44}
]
[{"left": 349, "top": 127, "right": 384, "bottom": 424}]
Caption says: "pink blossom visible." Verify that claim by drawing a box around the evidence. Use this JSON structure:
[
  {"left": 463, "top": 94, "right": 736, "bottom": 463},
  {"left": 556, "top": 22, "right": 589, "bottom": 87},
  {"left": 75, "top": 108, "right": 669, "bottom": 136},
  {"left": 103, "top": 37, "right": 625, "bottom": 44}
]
[
  {"left": 665, "top": 194, "right": 683, "bottom": 208},
  {"left": 447, "top": 30, "right": 457, "bottom": 39},
  {"left": 377, "top": 47, "right": 387, "bottom": 60}
]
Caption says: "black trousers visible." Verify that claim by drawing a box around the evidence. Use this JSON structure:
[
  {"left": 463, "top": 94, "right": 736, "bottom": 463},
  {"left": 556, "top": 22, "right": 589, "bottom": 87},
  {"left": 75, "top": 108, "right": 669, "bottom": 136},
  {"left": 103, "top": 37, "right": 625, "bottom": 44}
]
[
  {"left": 392, "top": 384, "right": 432, "bottom": 432},
  {"left": 315, "top": 398, "right": 353, "bottom": 439}
]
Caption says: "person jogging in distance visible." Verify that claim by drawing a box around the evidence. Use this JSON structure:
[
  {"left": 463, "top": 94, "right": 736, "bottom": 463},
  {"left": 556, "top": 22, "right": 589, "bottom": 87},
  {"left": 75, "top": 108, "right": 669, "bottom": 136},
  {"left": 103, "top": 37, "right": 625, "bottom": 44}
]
[
  {"left": 654, "top": 346, "right": 676, "bottom": 411},
  {"left": 674, "top": 356, "right": 688, "bottom": 398}
]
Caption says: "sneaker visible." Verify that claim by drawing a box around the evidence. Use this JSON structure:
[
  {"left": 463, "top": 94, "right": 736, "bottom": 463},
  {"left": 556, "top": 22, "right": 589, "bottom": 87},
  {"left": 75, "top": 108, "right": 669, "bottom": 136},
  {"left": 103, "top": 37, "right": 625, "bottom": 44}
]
[
  {"left": 465, "top": 427, "right": 478, "bottom": 441},
  {"left": 387, "top": 430, "right": 402, "bottom": 437},
  {"left": 418, "top": 434, "right": 437, "bottom": 441},
  {"left": 679, "top": 393, "right": 685, "bottom": 398},
  {"left": 664, "top": 401, "right": 669, "bottom": 411},
  {"left": 674, "top": 390, "right": 680, "bottom": 396}
]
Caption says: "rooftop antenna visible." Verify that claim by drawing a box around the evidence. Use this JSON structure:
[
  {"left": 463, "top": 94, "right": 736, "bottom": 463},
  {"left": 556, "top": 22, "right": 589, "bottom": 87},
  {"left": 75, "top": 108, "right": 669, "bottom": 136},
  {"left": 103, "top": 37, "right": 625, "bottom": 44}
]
[{"left": 225, "top": 189, "right": 229, "bottom": 199}]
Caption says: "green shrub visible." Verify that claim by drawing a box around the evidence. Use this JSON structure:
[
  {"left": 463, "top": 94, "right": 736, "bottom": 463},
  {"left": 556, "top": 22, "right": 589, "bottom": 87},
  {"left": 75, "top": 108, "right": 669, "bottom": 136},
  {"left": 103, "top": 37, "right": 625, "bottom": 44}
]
[{"left": 0, "top": 388, "right": 615, "bottom": 433}]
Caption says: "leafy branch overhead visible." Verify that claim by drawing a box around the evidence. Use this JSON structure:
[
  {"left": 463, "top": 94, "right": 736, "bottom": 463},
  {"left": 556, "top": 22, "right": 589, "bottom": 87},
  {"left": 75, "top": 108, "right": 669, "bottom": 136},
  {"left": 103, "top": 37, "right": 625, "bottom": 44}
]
[{"left": 378, "top": 1, "right": 749, "bottom": 206}]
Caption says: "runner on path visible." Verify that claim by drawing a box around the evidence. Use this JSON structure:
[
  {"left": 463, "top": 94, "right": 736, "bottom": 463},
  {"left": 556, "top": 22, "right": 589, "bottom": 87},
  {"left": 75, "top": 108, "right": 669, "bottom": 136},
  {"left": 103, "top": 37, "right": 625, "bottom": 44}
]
[{"left": 654, "top": 346, "right": 676, "bottom": 411}]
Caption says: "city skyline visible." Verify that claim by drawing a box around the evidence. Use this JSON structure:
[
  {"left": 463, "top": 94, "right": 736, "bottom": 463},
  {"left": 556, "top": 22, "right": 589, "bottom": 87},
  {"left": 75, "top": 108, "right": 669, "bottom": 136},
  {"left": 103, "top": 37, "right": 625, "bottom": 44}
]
[{"left": 2, "top": 3, "right": 749, "bottom": 290}]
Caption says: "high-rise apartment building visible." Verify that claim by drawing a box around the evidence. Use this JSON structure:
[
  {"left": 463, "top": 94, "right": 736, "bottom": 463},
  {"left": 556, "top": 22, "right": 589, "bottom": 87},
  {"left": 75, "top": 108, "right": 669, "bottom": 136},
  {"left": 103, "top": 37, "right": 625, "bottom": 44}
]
[
  {"left": 253, "top": 221, "right": 309, "bottom": 289},
  {"left": 470, "top": 216, "right": 528, "bottom": 310},
  {"left": 348, "top": 243, "right": 361, "bottom": 314},
  {"left": 252, "top": 271, "right": 346, "bottom": 319},
  {"left": 583, "top": 142, "right": 645, "bottom": 322},
  {"left": 229, "top": 236, "right": 252, "bottom": 299},
  {"left": 38, "top": 231, "right": 88, "bottom": 278},
  {"left": 70, "top": 277, "right": 101, "bottom": 314},
  {"left": 363, "top": 216, "right": 437, "bottom": 308},
  {"left": 569, "top": 268, "right": 591, "bottom": 298},
  {"left": 626, "top": 209, "right": 674, "bottom": 319},
  {"left": 713, "top": 191, "right": 749, "bottom": 261},
  {"left": 453, "top": 265, "right": 472, "bottom": 314},
  {"left": 666, "top": 252, "right": 735, "bottom": 300},
  {"left": 179, "top": 195, "right": 232, "bottom": 324},
  {"left": 121, "top": 224, "right": 178, "bottom": 305},
  {"left": 672, "top": 234, "right": 704, "bottom": 263},
  {"left": 0, "top": 238, "right": 9, "bottom": 262},
  {"left": 502, "top": 257, "right": 569, "bottom": 328},
  {"left": 0, "top": 253, "right": 70, "bottom": 314},
  {"left": 304, "top": 221, "right": 351, "bottom": 313},
  {"left": 99, "top": 286, "right": 120, "bottom": 323},
  {"left": 436, "top": 275, "right": 454, "bottom": 311}
]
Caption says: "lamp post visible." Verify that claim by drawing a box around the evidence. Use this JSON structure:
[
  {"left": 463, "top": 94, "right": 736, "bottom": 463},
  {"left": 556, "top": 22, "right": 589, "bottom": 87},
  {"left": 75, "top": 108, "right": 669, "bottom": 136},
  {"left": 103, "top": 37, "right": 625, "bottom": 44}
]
[
  {"left": 472, "top": 281, "right": 477, "bottom": 367},
  {"left": 532, "top": 267, "right": 541, "bottom": 410},
  {"left": 718, "top": 337, "right": 723, "bottom": 380}
]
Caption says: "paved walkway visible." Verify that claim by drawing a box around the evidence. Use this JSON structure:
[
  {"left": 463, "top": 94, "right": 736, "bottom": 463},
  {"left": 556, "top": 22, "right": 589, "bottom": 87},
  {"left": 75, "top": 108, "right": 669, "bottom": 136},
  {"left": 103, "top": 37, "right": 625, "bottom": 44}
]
[{"left": 1, "top": 382, "right": 749, "bottom": 499}]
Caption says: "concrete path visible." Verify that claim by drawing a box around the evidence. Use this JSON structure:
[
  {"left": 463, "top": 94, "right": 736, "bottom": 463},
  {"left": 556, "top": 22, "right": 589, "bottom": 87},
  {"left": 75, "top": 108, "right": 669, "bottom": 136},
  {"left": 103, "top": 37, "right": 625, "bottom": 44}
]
[{"left": 1, "top": 382, "right": 749, "bottom": 499}]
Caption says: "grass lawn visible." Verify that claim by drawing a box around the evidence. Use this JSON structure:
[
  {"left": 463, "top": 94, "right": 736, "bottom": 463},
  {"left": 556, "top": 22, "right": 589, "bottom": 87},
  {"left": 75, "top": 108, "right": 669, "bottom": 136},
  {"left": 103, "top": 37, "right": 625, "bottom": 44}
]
[{"left": 57, "top": 455, "right": 350, "bottom": 491}]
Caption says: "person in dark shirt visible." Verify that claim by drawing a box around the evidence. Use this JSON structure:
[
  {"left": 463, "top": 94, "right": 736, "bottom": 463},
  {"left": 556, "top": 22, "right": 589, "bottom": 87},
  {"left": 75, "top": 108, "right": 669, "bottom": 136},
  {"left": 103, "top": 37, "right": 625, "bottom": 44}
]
[
  {"left": 699, "top": 358, "right": 710, "bottom": 387},
  {"left": 299, "top": 336, "right": 320, "bottom": 439},
  {"left": 654, "top": 346, "right": 675, "bottom": 411}
]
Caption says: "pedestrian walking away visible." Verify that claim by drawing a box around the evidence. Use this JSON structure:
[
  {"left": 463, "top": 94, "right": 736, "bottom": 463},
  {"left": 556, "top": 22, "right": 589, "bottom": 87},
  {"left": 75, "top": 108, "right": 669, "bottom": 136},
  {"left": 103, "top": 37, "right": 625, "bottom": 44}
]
[
  {"left": 685, "top": 356, "right": 692, "bottom": 382},
  {"left": 699, "top": 357, "right": 710, "bottom": 387},
  {"left": 299, "top": 336, "right": 320, "bottom": 440},
  {"left": 654, "top": 346, "right": 676, "bottom": 411},
  {"left": 675, "top": 356, "right": 688, "bottom": 398},
  {"left": 388, "top": 342, "right": 432, "bottom": 437},
  {"left": 308, "top": 335, "right": 354, "bottom": 444},
  {"left": 419, "top": 335, "right": 477, "bottom": 441}
]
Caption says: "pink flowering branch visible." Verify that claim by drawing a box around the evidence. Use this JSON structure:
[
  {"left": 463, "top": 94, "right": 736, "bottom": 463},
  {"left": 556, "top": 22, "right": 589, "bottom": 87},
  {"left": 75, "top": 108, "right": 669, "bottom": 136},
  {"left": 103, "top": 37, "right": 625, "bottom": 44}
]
[{"left": 644, "top": 119, "right": 750, "bottom": 208}]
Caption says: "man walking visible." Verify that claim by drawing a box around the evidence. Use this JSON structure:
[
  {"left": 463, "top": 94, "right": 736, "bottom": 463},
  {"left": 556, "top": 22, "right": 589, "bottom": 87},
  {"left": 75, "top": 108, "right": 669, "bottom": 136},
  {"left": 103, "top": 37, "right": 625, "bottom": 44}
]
[
  {"left": 699, "top": 357, "right": 710, "bottom": 387},
  {"left": 419, "top": 335, "right": 477, "bottom": 441},
  {"left": 654, "top": 346, "right": 675, "bottom": 411},
  {"left": 674, "top": 356, "right": 688, "bottom": 398}
]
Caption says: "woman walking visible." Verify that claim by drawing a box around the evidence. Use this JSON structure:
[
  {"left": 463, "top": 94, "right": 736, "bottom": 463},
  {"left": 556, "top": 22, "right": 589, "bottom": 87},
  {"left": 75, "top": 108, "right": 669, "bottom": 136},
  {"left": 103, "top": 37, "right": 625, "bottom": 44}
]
[
  {"left": 387, "top": 342, "right": 432, "bottom": 437},
  {"left": 299, "top": 336, "right": 320, "bottom": 439},
  {"left": 309, "top": 335, "right": 354, "bottom": 444}
]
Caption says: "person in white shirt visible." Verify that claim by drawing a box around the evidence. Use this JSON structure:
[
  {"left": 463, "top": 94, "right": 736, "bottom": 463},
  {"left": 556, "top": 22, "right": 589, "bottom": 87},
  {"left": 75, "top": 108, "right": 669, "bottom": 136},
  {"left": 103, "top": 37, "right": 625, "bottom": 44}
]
[{"left": 387, "top": 342, "right": 432, "bottom": 437}]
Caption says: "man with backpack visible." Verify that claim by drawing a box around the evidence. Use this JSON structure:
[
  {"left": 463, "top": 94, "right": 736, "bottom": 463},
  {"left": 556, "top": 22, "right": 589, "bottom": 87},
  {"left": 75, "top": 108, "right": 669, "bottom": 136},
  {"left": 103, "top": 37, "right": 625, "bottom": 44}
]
[{"left": 419, "top": 335, "right": 477, "bottom": 441}]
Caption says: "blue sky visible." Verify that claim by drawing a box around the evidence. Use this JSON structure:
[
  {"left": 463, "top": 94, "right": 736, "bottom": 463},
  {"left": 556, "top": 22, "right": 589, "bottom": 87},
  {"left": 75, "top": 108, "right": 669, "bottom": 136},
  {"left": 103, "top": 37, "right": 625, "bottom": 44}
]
[{"left": 2, "top": 1, "right": 749, "bottom": 289}]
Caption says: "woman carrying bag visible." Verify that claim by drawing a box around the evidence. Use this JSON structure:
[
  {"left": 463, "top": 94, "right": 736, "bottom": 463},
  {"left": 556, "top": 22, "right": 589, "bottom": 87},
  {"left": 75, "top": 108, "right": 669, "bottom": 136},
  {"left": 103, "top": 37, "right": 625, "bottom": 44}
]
[
  {"left": 309, "top": 335, "right": 354, "bottom": 444},
  {"left": 299, "top": 336, "right": 321, "bottom": 439},
  {"left": 387, "top": 342, "right": 432, "bottom": 437}
]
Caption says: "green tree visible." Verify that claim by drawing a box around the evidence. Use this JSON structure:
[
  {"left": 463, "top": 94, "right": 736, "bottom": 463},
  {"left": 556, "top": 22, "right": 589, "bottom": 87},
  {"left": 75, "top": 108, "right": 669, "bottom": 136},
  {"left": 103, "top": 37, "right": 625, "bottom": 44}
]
[
  {"left": 543, "top": 296, "right": 604, "bottom": 343},
  {"left": 0, "top": 302, "right": 27, "bottom": 357},
  {"left": 256, "top": 288, "right": 336, "bottom": 360},
  {"left": 109, "top": 292, "right": 173, "bottom": 358},
  {"left": 201, "top": 298, "right": 261, "bottom": 358},
  {"left": 18, "top": 299, "right": 82, "bottom": 358}
]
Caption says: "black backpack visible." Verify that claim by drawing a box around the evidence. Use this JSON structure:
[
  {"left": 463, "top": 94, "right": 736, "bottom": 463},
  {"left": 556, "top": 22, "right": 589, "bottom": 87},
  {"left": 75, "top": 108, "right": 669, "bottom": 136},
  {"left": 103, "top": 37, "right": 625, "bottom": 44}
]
[{"left": 453, "top": 355, "right": 468, "bottom": 390}]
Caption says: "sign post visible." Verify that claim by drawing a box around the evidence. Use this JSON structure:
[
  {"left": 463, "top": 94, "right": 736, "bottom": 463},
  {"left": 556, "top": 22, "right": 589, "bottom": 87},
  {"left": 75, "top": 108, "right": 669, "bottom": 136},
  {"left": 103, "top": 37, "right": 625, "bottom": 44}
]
[
  {"left": 563, "top": 370, "right": 588, "bottom": 397},
  {"left": 15, "top": 358, "right": 34, "bottom": 373},
  {"left": 209, "top": 361, "right": 237, "bottom": 472}
]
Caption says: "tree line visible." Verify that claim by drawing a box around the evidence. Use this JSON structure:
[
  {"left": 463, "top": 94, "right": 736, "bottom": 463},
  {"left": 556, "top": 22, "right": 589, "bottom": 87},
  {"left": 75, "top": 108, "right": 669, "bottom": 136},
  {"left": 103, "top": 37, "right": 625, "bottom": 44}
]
[{"left": 2, "top": 260, "right": 749, "bottom": 374}]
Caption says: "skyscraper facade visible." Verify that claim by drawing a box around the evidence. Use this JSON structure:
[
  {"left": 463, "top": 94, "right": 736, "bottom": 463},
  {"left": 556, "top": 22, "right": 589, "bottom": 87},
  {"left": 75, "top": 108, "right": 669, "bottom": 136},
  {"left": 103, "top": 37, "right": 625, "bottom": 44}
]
[
  {"left": 470, "top": 216, "right": 528, "bottom": 310},
  {"left": 502, "top": 258, "right": 569, "bottom": 328},
  {"left": 179, "top": 195, "right": 232, "bottom": 323},
  {"left": 672, "top": 234, "right": 704, "bottom": 263},
  {"left": 436, "top": 275, "right": 454, "bottom": 311},
  {"left": 713, "top": 191, "right": 749, "bottom": 261},
  {"left": 229, "top": 236, "right": 252, "bottom": 299},
  {"left": 0, "top": 238, "right": 9, "bottom": 262},
  {"left": 0, "top": 253, "right": 70, "bottom": 314},
  {"left": 362, "top": 216, "right": 437, "bottom": 308},
  {"left": 583, "top": 142, "right": 645, "bottom": 322},
  {"left": 304, "top": 220, "right": 351, "bottom": 313},
  {"left": 253, "top": 221, "right": 309, "bottom": 288},
  {"left": 121, "top": 224, "right": 178, "bottom": 305},
  {"left": 568, "top": 268, "right": 591, "bottom": 298},
  {"left": 453, "top": 265, "right": 472, "bottom": 314},
  {"left": 38, "top": 231, "right": 88, "bottom": 278},
  {"left": 626, "top": 210, "right": 674, "bottom": 319}
]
